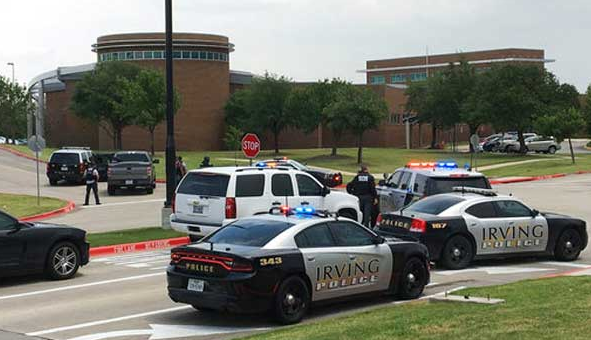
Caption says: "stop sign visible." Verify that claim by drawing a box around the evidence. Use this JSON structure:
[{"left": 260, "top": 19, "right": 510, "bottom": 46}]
[{"left": 241, "top": 133, "right": 261, "bottom": 159}]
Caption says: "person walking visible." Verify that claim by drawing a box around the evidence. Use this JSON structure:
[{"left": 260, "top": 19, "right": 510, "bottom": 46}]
[
  {"left": 175, "top": 156, "right": 188, "bottom": 184},
  {"left": 83, "top": 160, "right": 100, "bottom": 206},
  {"left": 346, "top": 165, "right": 378, "bottom": 227}
]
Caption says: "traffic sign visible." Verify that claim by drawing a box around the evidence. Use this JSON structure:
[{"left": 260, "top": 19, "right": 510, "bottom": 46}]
[
  {"left": 28, "top": 135, "right": 46, "bottom": 153},
  {"left": 241, "top": 133, "right": 260, "bottom": 159}
]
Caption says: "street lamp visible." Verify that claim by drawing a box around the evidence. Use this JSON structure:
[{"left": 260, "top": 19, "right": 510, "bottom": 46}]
[
  {"left": 7, "top": 62, "right": 14, "bottom": 83},
  {"left": 164, "top": 0, "right": 176, "bottom": 208}
]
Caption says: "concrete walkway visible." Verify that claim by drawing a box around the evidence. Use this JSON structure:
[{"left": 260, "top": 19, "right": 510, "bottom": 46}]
[{"left": 476, "top": 158, "right": 563, "bottom": 171}]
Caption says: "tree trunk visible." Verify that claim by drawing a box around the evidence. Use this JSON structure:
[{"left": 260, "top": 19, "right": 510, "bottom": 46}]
[
  {"left": 418, "top": 123, "right": 423, "bottom": 147},
  {"left": 517, "top": 130, "right": 526, "bottom": 154},
  {"left": 331, "top": 129, "right": 340, "bottom": 156},
  {"left": 115, "top": 127, "right": 123, "bottom": 150},
  {"left": 568, "top": 137, "right": 575, "bottom": 164},
  {"left": 357, "top": 132, "right": 364, "bottom": 164},
  {"left": 149, "top": 128, "right": 155, "bottom": 156},
  {"left": 430, "top": 125, "right": 437, "bottom": 149},
  {"left": 273, "top": 129, "right": 279, "bottom": 154}
]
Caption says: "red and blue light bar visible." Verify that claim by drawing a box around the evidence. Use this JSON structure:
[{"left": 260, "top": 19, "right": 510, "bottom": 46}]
[{"left": 406, "top": 161, "right": 458, "bottom": 170}]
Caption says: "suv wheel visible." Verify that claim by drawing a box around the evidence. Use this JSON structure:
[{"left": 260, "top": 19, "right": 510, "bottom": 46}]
[
  {"left": 548, "top": 146, "right": 557, "bottom": 154},
  {"left": 273, "top": 276, "right": 310, "bottom": 325},
  {"left": 440, "top": 235, "right": 474, "bottom": 270},
  {"left": 46, "top": 242, "right": 80, "bottom": 280}
]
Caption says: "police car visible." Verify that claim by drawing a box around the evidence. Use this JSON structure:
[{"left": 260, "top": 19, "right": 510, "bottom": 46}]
[
  {"left": 257, "top": 158, "right": 343, "bottom": 187},
  {"left": 375, "top": 187, "right": 588, "bottom": 269},
  {"left": 377, "top": 161, "right": 491, "bottom": 213},
  {"left": 167, "top": 206, "right": 430, "bottom": 324}
]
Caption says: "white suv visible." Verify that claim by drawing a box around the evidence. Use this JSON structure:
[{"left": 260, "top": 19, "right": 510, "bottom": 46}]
[{"left": 170, "top": 167, "right": 361, "bottom": 240}]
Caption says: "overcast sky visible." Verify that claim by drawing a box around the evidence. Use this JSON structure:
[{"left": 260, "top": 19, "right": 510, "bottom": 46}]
[{"left": 2, "top": 0, "right": 590, "bottom": 92}]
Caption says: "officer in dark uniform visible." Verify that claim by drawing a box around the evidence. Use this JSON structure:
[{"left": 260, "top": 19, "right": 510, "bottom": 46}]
[
  {"left": 83, "top": 159, "right": 101, "bottom": 206},
  {"left": 346, "top": 165, "right": 377, "bottom": 227}
]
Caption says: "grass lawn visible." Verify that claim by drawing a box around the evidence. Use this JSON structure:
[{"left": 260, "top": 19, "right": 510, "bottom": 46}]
[
  {"left": 241, "top": 276, "right": 591, "bottom": 340},
  {"left": 86, "top": 227, "right": 186, "bottom": 247},
  {"left": 483, "top": 154, "right": 591, "bottom": 178},
  {"left": 0, "top": 193, "right": 68, "bottom": 218}
]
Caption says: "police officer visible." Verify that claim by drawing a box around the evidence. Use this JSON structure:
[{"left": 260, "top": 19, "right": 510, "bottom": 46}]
[
  {"left": 83, "top": 159, "right": 100, "bottom": 206},
  {"left": 346, "top": 165, "right": 377, "bottom": 227},
  {"left": 175, "top": 156, "right": 187, "bottom": 184}
]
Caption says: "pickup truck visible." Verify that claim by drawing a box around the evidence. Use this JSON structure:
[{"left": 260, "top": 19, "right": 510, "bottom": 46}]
[{"left": 107, "top": 151, "right": 158, "bottom": 195}]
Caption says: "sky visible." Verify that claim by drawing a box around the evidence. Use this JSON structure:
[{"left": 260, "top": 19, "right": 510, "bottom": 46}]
[{"left": 1, "top": 0, "right": 590, "bottom": 92}]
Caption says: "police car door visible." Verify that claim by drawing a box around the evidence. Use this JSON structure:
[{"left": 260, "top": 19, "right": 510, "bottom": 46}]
[
  {"left": 492, "top": 200, "right": 548, "bottom": 254},
  {"left": 379, "top": 171, "right": 402, "bottom": 212},
  {"left": 294, "top": 174, "right": 324, "bottom": 209},
  {"left": 393, "top": 171, "right": 413, "bottom": 211}
]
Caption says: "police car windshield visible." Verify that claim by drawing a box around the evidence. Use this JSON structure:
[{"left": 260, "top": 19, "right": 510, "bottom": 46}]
[
  {"left": 50, "top": 153, "right": 79, "bottom": 164},
  {"left": 406, "top": 195, "right": 465, "bottom": 215},
  {"left": 204, "top": 219, "right": 294, "bottom": 247},
  {"left": 113, "top": 153, "right": 150, "bottom": 162},
  {"left": 429, "top": 177, "right": 489, "bottom": 195}
]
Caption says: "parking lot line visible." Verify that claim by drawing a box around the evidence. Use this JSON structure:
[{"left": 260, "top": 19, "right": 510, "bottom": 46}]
[
  {"left": 79, "top": 199, "right": 164, "bottom": 209},
  {"left": 26, "top": 306, "right": 192, "bottom": 337},
  {"left": 0, "top": 273, "right": 164, "bottom": 301}
]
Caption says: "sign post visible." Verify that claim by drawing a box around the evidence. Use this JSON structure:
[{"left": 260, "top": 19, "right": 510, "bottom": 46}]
[
  {"left": 28, "top": 135, "right": 45, "bottom": 206},
  {"left": 241, "top": 133, "right": 261, "bottom": 165}
]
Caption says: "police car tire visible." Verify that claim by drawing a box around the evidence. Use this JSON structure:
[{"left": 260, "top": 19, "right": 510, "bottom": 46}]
[
  {"left": 49, "top": 179, "right": 57, "bottom": 186},
  {"left": 46, "top": 242, "right": 80, "bottom": 280},
  {"left": 107, "top": 185, "right": 115, "bottom": 195},
  {"left": 440, "top": 235, "right": 474, "bottom": 270},
  {"left": 191, "top": 305, "right": 215, "bottom": 313},
  {"left": 273, "top": 275, "right": 310, "bottom": 325},
  {"left": 147, "top": 187, "right": 154, "bottom": 194},
  {"left": 397, "top": 257, "right": 428, "bottom": 300},
  {"left": 554, "top": 228, "right": 583, "bottom": 261}
]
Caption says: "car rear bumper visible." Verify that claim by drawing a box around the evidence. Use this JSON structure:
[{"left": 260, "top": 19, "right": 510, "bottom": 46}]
[
  {"left": 167, "top": 267, "right": 273, "bottom": 313},
  {"left": 169, "top": 216, "right": 226, "bottom": 237},
  {"left": 47, "top": 172, "right": 84, "bottom": 182},
  {"left": 108, "top": 178, "right": 153, "bottom": 187}
]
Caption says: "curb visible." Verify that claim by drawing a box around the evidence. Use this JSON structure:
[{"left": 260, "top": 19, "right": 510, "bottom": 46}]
[
  {"left": 90, "top": 236, "right": 190, "bottom": 257},
  {"left": 543, "top": 266, "right": 591, "bottom": 278},
  {"left": 489, "top": 173, "right": 567, "bottom": 185},
  {"left": 19, "top": 200, "right": 76, "bottom": 222},
  {"left": 155, "top": 179, "right": 166, "bottom": 184},
  {"left": 0, "top": 145, "right": 47, "bottom": 163}
]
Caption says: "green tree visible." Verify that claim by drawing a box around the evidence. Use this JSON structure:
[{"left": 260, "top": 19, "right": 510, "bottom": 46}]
[
  {"left": 123, "top": 69, "right": 180, "bottom": 155},
  {"left": 535, "top": 107, "right": 585, "bottom": 164},
  {"left": 224, "top": 72, "right": 293, "bottom": 153},
  {"left": 223, "top": 125, "right": 244, "bottom": 165},
  {"left": 327, "top": 86, "right": 388, "bottom": 164},
  {"left": 585, "top": 85, "right": 591, "bottom": 134},
  {"left": 70, "top": 62, "right": 141, "bottom": 149},
  {"left": 0, "top": 77, "right": 33, "bottom": 141}
]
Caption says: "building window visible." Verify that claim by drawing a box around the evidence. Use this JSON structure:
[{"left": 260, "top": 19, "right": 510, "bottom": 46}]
[
  {"left": 391, "top": 74, "right": 406, "bottom": 83},
  {"left": 370, "top": 75, "right": 386, "bottom": 84},
  {"left": 172, "top": 51, "right": 181, "bottom": 59},
  {"left": 410, "top": 72, "right": 427, "bottom": 82},
  {"left": 135, "top": 51, "right": 143, "bottom": 59},
  {"left": 126, "top": 52, "right": 134, "bottom": 60},
  {"left": 191, "top": 51, "right": 199, "bottom": 59},
  {"left": 182, "top": 51, "right": 190, "bottom": 59},
  {"left": 98, "top": 50, "right": 229, "bottom": 63}
]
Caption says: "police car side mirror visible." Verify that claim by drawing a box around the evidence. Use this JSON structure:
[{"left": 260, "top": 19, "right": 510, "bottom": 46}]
[
  {"left": 531, "top": 209, "right": 539, "bottom": 217},
  {"left": 372, "top": 236, "right": 385, "bottom": 245},
  {"left": 378, "top": 179, "right": 386, "bottom": 186},
  {"left": 383, "top": 173, "right": 389, "bottom": 180}
]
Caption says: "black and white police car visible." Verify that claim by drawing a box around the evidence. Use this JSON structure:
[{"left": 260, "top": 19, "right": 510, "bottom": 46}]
[
  {"left": 375, "top": 187, "right": 588, "bottom": 269},
  {"left": 167, "top": 206, "right": 430, "bottom": 324},
  {"left": 377, "top": 161, "right": 491, "bottom": 213}
]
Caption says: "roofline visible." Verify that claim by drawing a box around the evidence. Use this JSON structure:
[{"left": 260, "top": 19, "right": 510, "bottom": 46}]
[
  {"left": 366, "top": 47, "right": 546, "bottom": 63},
  {"left": 358, "top": 57, "right": 555, "bottom": 73}
]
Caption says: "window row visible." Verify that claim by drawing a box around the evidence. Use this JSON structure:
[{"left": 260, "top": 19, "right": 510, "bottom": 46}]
[
  {"left": 98, "top": 50, "right": 229, "bottom": 62},
  {"left": 391, "top": 72, "right": 427, "bottom": 83}
]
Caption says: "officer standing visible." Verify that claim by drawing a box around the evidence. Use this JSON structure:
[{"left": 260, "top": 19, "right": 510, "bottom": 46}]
[
  {"left": 346, "top": 165, "right": 378, "bottom": 227},
  {"left": 175, "top": 156, "right": 188, "bottom": 184},
  {"left": 83, "top": 159, "right": 100, "bottom": 206}
]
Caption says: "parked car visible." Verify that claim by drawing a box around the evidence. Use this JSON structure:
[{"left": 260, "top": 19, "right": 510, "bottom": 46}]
[
  {"left": 107, "top": 151, "right": 158, "bottom": 195},
  {"left": 0, "top": 136, "right": 7, "bottom": 144},
  {"left": 499, "top": 133, "right": 537, "bottom": 152},
  {"left": 478, "top": 134, "right": 502, "bottom": 152},
  {"left": 0, "top": 209, "right": 89, "bottom": 280},
  {"left": 170, "top": 166, "right": 361, "bottom": 241},
  {"left": 525, "top": 136, "right": 561, "bottom": 154},
  {"left": 46, "top": 147, "right": 93, "bottom": 185}
]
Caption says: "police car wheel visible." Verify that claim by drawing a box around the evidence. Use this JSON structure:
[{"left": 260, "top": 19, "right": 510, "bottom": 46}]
[
  {"left": 554, "top": 228, "right": 583, "bottom": 261},
  {"left": 397, "top": 257, "right": 428, "bottom": 300},
  {"left": 441, "top": 235, "right": 474, "bottom": 270},
  {"left": 49, "top": 179, "right": 57, "bottom": 186},
  {"left": 46, "top": 242, "right": 80, "bottom": 280},
  {"left": 191, "top": 305, "right": 215, "bottom": 313},
  {"left": 107, "top": 185, "right": 115, "bottom": 195},
  {"left": 273, "top": 276, "right": 310, "bottom": 325}
]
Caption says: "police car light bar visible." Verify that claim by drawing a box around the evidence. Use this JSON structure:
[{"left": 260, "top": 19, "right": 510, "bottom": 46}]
[
  {"left": 406, "top": 161, "right": 458, "bottom": 169},
  {"left": 452, "top": 186, "right": 497, "bottom": 196}
]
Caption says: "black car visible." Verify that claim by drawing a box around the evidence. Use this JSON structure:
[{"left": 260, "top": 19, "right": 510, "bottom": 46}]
[
  {"left": 167, "top": 208, "right": 429, "bottom": 324},
  {"left": 0, "top": 210, "right": 89, "bottom": 280},
  {"left": 257, "top": 158, "right": 343, "bottom": 187},
  {"left": 46, "top": 147, "right": 93, "bottom": 185},
  {"left": 375, "top": 187, "right": 588, "bottom": 269}
]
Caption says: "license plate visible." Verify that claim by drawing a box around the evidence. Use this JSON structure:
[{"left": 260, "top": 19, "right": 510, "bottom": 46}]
[
  {"left": 192, "top": 205, "right": 204, "bottom": 214},
  {"left": 61, "top": 167, "right": 68, "bottom": 171},
  {"left": 187, "top": 279, "right": 205, "bottom": 292},
  {"left": 125, "top": 180, "right": 133, "bottom": 185}
]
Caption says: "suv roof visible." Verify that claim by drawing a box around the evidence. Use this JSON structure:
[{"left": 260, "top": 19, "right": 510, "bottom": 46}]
[
  {"left": 52, "top": 149, "right": 92, "bottom": 154},
  {"left": 398, "top": 166, "right": 485, "bottom": 178},
  {"left": 188, "top": 166, "right": 299, "bottom": 175}
]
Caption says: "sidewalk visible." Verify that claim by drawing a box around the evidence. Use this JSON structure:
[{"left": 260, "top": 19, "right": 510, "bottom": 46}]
[{"left": 0, "top": 330, "right": 45, "bottom": 340}]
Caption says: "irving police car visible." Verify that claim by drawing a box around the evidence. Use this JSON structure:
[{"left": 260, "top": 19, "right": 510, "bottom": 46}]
[
  {"left": 167, "top": 206, "right": 429, "bottom": 324},
  {"left": 375, "top": 187, "right": 588, "bottom": 269}
]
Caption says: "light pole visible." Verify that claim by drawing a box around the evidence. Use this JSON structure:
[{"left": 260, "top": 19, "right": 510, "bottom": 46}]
[
  {"left": 7, "top": 62, "right": 14, "bottom": 83},
  {"left": 164, "top": 0, "right": 176, "bottom": 208}
]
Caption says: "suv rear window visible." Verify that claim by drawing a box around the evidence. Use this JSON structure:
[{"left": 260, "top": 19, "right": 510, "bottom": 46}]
[
  {"left": 236, "top": 174, "right": 265, "bottom": 197},
  {"left": 406, "top": 195, "right": 465, "bottom": 215},
  {"left": 177, "top": 172, "right": 230, "bottom": 197},
  {"left": 49, "top": 153, "right": 79, "bottom": 164},
  {"left": 205, "top": 219, "right": 294, "bottom": 247},
  {"left": 427, "top": 177, "right": 489, "bottom": 195},
  {"left": 113, "top": 153, "right": 150, "bottom": 162}
]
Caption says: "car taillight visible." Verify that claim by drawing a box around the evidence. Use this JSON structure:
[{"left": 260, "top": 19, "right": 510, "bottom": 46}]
[
  {"left": 171, "top": 193, "right": 176, "bottom": 213},
  {"left": 410, "top": 218, "right": 427, "bottom": 233},
  {"left": 232, "top": 259, "right": 254, "bottom": 272},
  {"left": 225, "top": 197, "right": 236, "bottom": 219},
  {"left": 78, "top": 162, "right": 85, "bottom": 173},
  {"left": 171, "top": 252, "right": 181, "bottom": 263},
  {"left": 376, "top": 213, "right": 383, "bottom": 226}
]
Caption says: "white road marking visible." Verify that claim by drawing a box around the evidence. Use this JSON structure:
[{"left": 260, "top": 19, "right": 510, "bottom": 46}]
[
  {"left": 26, "top": 306, "right": 192, "bottom": 336},
  {"left": 539, "top": 261, "right": 591, "bottom": 268},
  {"left": 435, "top": 266, "right": 553, "bottom": 276},
  {"left": 426, "top": 282, "right": 438, "bottom": 287},
  {"left": 80, "top": 199, "right": 164, "bottom": 209},
  {"left": 391, "top": 285, "right": 467, "bottom": 305},
  {"left": 0, "top": 273, "right": 164, "bottom": 301},
  {"left": 150, "top": 266, "right": 169, "bottom": 271}
]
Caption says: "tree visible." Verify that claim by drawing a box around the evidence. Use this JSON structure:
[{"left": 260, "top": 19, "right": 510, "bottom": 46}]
[
  {"left": 535, "top": 107, "right": 585, "bottom": 164},
  {"left": 224, "top": 72, "right": 293, "bottom": 153},
  {"left": 71, "top": 62, "right": 141, "bottom": 149},
  {"left": 0, "top": 77, "right": 33, "bottom": 141},
  {"left": 285, "top": 79, "right": 349, "bottom": 155},
  {"left": 223, "top": 125, "right": 244, "bottom": 165},
  {"left": 327, "top": 86, "right": 388, "bottom": 164},
  {"left": 123, "top": 69, "right": 180, "bottom": 155},
  {"left": 585, "top": 85, "right": 591, "bottom": 134}
]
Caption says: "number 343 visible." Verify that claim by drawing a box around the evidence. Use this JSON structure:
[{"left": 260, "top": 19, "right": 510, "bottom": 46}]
[{"left": 260, "top": 257, "right": 283, "bottom": 266}]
